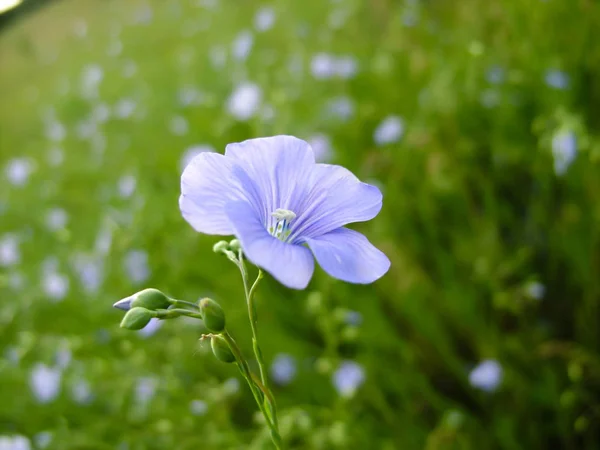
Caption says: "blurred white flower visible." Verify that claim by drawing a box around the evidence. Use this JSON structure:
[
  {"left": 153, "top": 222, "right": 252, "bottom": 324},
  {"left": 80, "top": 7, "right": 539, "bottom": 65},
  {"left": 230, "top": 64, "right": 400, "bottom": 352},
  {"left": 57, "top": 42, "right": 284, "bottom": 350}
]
[
  {"left": 169, "top": 116, "right": 189, "bottom": 136},
  {"left": 545, "top": 69, "right": 570, "bottom": 90},
  {"left": 332, "top": 360, "right": 365, "bottom": 398},
  {"left": 71, "top": 378, "right": 93, "bottom": 404},
  {"left": 42, "top": 271, "right": 69, "bottom": 302},
  {"left": 326, "top": 96, "right": 355, "bottom": 121},
  {"left": 92, "top": 103, "right": 110, "bottom": 123},
  {"left": 72, "top": 253, "right": 104, "bottom": 294},
  {"left": 311, "top": 53, "right": 336, "bottom": 79},
  {"left": 270, "top": 353, "right": 297, "bottom": 386},
  {"left": 190, "top": 399, "right": 208, "bottom": 416},
  {"left": 118, "top": 174, "right": 137, "bottom": 198},
  {"left": 552, "top": 129, "right": 577, "bottom": 176},
  {"left": 45, "top": 120, "right": 66, "bottom": 142},
  {"left": 254, "top": 7, "right": 275, "bottom": 32},
  {"left": 124, "top": 250, "right": 151, "bottom": 284},
  {"left": 232, "top": 30, "right": 254, "bottom": 61},
  {"left": 0, "top": 435, "right": 31, "bottom": 450},
  {"left": 55, "top": 347, "right": 72, "bottom": 370},
  {"left": 5, "top": 158, "right": 33, "bottom": 186},
  {"left": 45, "top": 208, "right": 68, "bottom": 231},
  {"left": 223, "top": 377, "right": 240, "bottom": 395},
  {"left": 344, "top": 310, "right": 363, "bottom": 326},
  {"left": 81, "top": 64, "right": 104, "bottom": 98},
  {"left": 30, "top": 363, "right": 61, "bottom": 403},
  {"left": 308, "top": 134, "right": 333, "bottom": 163},
  {"left": 469, "top": 359, "right": 502, "bottom": 392},
  {"left": 334, "top": 56, "right": 358, "bottom": 79},
  {"left": 177, "top": 86, "right": 204, "bottom": 107},
  {"left": 0, "top": 234, "right": 20, "bottom": 267},
  {"left": 525, "top": 281, "right": 545, "bottom": 300},
  {"left": 114, "top": 98, "right": 137, "bottom": 119},
  {"left": 374, "top": 115, "right": 404, "bottom": 146},
  {"left": 135, "top": 377, "right": 158, "bottom": 403},
  {"left": 486, "top": 65, "right": 506, "bottom": 84},
  {"left": 227, "top": 82, "right": 262, "bottom": 120},
  {"left": 480, "top": 89, "right": 500, "bottom": 109},
  {"left": 180, "top": 145, "right": 215, "bottom": 171},
  {"left": 34, "top": 432, "right": 53, "bottom": 449}
]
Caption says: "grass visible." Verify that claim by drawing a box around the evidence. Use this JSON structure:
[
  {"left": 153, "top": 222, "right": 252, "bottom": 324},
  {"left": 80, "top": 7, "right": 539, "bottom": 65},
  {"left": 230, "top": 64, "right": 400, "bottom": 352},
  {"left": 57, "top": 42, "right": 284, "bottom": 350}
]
[{"left": 1, "top": 0, "right": 600, "bottom": 448}]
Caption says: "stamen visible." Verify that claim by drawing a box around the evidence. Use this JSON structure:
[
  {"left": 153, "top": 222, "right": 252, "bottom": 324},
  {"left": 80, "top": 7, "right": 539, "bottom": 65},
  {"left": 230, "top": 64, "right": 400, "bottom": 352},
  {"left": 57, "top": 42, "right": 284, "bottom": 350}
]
[{"left": 270, "top": 209, "right": 296, "bottom": 241}]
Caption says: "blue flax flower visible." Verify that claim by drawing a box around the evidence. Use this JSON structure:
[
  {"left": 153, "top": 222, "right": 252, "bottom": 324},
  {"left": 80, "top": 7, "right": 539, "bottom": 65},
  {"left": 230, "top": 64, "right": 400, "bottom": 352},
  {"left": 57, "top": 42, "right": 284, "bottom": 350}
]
[{"left": 179, "top": 135, "right": 390, "bottom": 289}]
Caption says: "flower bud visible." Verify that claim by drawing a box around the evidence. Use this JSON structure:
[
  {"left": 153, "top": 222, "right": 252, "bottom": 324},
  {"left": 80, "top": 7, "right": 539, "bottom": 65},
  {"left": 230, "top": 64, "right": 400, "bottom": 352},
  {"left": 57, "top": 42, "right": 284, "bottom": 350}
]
[
  {"left": 132, "top": 289, "right": 171, "bottom": 310},
  {"left": 211, "top": 335, "right": 236, "bottom": 363},
  {"left": 213, "top": 240, "right": 229, "bottom": 253},
  {"left": 199, "top": 298, "right": 225, "bottom": 332},
  {"left": 113, "top": 288, "right": 171, "bottom": 311},
  {"left": 120, "top": 307, "right": 156, "bottom": 330},
  {"left": 229, "top": 239, "right": 241, "bottom": 252}
]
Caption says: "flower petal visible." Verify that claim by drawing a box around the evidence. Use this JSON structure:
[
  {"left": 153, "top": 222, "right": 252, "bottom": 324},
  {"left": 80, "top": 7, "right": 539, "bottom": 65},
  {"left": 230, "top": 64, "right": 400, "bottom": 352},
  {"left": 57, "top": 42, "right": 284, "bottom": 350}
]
[
  {"left": 225, "top": 136, "right": 315, "bottom": 229},
  {"left": 180, "top": 152, "right": 253, "bottom": 235},
  {"left": 305, "top": 228, "right": 389, "bottom": 284},
  {"left": 225, "top": 200, "right": 315, "bottom": 289},
  {"left": 289, "top": 165, "right": 383, "bottom": 241}
]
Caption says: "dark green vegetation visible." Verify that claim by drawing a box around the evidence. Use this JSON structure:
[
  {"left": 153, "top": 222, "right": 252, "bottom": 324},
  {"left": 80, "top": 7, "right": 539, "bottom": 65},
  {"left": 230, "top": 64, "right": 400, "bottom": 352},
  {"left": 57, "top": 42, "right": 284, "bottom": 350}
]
[{"left": 1, "top": 0, "right": 599, "bottom": 448}]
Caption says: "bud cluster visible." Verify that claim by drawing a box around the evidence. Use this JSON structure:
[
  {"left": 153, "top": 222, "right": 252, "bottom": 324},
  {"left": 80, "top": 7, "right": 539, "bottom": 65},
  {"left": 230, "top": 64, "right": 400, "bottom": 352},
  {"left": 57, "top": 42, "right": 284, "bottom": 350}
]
[{"left": 113, "top": 288, "right": 236, "bottom": 364}]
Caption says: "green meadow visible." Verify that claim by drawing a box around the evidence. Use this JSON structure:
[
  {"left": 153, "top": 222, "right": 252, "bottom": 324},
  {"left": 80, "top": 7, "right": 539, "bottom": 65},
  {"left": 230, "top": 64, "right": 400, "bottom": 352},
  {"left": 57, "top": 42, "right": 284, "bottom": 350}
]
[{"left": 0, "top": 0, "right": 599, "bottom": 448}]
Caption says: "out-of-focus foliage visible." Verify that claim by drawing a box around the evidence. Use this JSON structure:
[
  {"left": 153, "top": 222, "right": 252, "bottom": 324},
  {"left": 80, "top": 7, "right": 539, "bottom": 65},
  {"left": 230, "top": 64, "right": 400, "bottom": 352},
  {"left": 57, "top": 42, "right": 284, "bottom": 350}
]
[{"left": 1, "top": 0, "right": 599, "bottom": 448}]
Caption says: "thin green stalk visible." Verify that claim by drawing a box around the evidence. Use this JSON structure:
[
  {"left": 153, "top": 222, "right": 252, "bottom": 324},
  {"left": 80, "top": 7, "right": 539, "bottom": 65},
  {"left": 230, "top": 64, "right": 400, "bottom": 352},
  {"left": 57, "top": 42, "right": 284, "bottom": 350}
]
[
  {"left": 223, "top": 332, "right": 283, "bottom": 449},
  {"left": 237, "top": 256, "right": 281, "bottom": 433},
  {"left": 169, "top": 299, "right": 200, "bottom": 310}
]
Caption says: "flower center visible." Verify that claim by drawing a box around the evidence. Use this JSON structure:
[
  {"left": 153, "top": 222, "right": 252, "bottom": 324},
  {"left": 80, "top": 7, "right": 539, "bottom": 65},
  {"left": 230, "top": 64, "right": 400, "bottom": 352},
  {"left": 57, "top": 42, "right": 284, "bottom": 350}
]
[{"left": 269, "top": 209, "right": 296, "bottom": 241}]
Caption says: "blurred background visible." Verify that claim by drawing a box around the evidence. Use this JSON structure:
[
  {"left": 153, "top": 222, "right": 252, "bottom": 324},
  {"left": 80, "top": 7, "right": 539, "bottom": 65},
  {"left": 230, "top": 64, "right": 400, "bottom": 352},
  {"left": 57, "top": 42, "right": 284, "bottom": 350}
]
[{"left": 1, "top": 0, "right": 599, "bottom": 448}]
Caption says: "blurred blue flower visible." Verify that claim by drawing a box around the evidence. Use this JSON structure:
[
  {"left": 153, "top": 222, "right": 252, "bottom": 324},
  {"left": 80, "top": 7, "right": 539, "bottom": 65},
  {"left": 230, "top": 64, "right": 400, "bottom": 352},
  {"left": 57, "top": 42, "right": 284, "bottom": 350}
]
[
  {"left": 345, "top": 310, "right": 363, "bottom": 326},
  {"left": 190, "top": 399, "right": 208, "bottom": 416},
  {"left": 180, "top": 136, "right": 390, "bottom": 289},
  {"left": 29, "top": 364, "right": 61, "bottom": 404},
  {"left": 469, "top": 359, "right": 502, "bottom": 392},
  {"left": 332, "top": 360, "right": 365, "bottom": 398},
  {"left": 34, "top": 432, "right": 53, "bottom": 449},
  {"left": 0, "top": 435, "right": 30, "bottom": 450},
  {"left": 552, "top": 130, "right": 577, "bottom": 176},
  {"left": 254, "top": 7, "right": 276, "bottom": 32},
  {"left": 227, "top": 82, "right": 262, "bottom": 120},
  {"left": 486, "top": 65, "right": 506, "bottom": 84},
  {"left": 270, "top": 353, "right": 297, "bottom": 386},
  {"left": 524, "top": 281, "right": 545, "bottom": 300},
  {"left": 374, "top": 116, "right": 404, "bottom": 146},
  {"left": 545, "top": 69, "right": 570, "bottom": 90}
]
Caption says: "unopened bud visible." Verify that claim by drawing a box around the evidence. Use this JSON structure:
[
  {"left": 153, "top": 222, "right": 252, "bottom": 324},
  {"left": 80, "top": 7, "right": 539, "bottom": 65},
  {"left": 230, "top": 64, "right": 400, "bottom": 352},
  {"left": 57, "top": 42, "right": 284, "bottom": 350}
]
[
  {"left": 199, "top": 298, "right": 225, "bottom": 332},
  {"left": 211, "top": 335, "right": 236, "bottom": 363},
  {"left": 229, "top": 239, "right": 241, "bottom": 252},
  {"left": 113, "top": 288, "right": 171, "bottom": 311},
  {"left": 120, "top": 307, "right": 156, "bottom": 330},
  {"left": 213, "top": 241, "right": 229, "bottom": 253}
]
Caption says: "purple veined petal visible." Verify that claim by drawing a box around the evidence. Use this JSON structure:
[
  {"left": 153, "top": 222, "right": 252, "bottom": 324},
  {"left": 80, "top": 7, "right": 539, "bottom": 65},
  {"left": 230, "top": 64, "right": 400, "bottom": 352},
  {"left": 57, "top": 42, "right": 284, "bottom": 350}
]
[
  {"left": 225, "top": 136, "right": 315, "bottom": 231},
  {"left": 179, "top": 152, "right": 254, "bottom": 235},
  {"left": 304, "top": 228, "right": 390, "bottom": 284},
  {"left": 225, "top": 200, "right": 314, "bottom": 289},
  {"left": 289, "top": 164, "right": 382, "bottom": 241}
]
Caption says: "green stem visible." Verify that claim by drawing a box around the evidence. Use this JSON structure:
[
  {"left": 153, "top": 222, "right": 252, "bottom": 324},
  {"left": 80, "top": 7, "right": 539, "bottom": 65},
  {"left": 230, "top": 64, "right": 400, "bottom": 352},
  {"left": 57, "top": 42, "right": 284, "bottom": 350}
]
[
  {"left": 223, "top": 332, "right": 283, "bottom": 449},
  {"left": 158, "top": 308, "right": 203, "bottom": 320},
  {"left": 237, "top": 256, "right": 281, "bottom": 434},
  {"left": 169, "top": 299, "right": 200, "bottom": 310}
]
